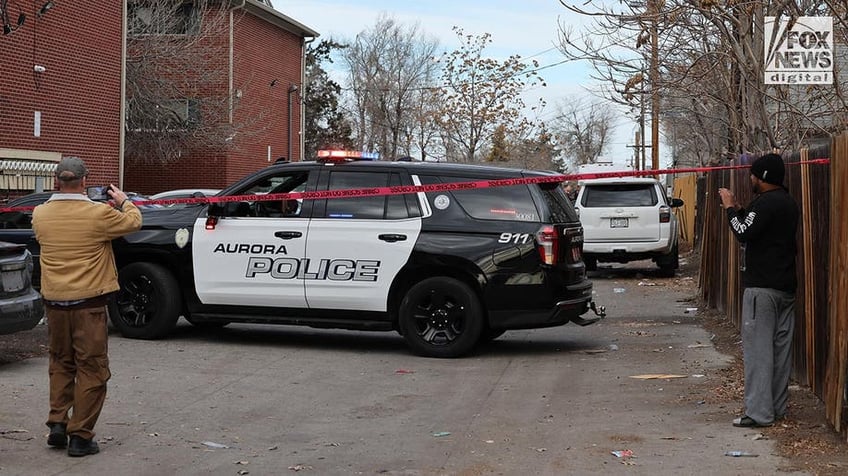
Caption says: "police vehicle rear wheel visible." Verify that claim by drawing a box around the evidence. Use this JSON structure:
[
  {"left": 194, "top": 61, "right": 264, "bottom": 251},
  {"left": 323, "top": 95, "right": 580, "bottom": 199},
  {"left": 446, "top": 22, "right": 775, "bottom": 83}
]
[
  {"left": 108, "top": 262, "right": 181, "bottom": 339},
  {"left": 398, "top": 277, "right": 483, "bottom": 358}
]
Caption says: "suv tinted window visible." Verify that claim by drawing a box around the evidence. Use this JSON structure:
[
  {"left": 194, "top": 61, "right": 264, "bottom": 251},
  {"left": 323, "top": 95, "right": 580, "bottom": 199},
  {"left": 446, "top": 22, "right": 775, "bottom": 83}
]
[
  {"left": 320, "top": 171, "right": 409, "bottom": 220},
  {"left": 581, "top": 183, "right": 658, "bottom": 207},
  {"left": 539, "top": 182, "right": 579, "bottom": 222},
  {"left": 420, "top": 175, "right": 539, "bottom": 222},
  {"left": 229, "top": 170, "right": 310, "bottom": 218}
]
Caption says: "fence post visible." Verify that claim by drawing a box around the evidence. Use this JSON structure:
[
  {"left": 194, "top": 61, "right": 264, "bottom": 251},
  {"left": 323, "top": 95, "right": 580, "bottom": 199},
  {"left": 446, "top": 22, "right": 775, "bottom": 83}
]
[{"left": 824, "top": 132, "right": 848, "bottom": 436}]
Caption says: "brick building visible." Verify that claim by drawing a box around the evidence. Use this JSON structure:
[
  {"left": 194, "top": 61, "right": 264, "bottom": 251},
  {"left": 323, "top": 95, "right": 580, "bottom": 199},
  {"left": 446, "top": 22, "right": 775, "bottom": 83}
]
[
  {"left": 0, "top": 1, "right": 124, "bottom": 198},
  {"left": 0, "top": 1, "right": 317, "bottom": 198}
]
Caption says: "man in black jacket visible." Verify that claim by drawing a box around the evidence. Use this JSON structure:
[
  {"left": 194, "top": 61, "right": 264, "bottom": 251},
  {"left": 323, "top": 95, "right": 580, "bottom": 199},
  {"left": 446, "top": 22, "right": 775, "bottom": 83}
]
[{"left": 718, "top": 153, "right": 799, "bottom": 428}]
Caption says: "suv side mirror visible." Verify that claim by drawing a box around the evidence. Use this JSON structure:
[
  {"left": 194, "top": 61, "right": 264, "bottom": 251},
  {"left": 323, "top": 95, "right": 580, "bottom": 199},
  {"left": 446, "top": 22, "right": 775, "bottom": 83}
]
[{"left": 670, "top": 198, "right": 684, "bottom": 208}]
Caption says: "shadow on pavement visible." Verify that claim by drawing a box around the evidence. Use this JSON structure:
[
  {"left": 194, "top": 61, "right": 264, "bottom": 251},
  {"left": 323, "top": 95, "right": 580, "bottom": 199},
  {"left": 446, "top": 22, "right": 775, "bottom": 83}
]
[{"left": 108, "top": 321, "right": 607, "bottom": 359}]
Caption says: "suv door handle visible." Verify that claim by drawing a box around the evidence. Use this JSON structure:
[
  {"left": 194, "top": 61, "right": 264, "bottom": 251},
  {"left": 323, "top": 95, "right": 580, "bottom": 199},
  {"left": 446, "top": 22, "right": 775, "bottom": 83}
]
[
  {"left": 378, "top": 234, "right": 407, "bottom": 243},
  {"left": 274, "top": 231, "right": 303, "bottom": 239}
]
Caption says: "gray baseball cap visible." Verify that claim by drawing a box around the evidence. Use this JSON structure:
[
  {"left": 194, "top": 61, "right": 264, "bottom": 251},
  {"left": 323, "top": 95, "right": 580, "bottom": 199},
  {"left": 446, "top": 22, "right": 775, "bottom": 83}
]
[{"left": 55, "top": 156, "right": 88, "bottom": 181}]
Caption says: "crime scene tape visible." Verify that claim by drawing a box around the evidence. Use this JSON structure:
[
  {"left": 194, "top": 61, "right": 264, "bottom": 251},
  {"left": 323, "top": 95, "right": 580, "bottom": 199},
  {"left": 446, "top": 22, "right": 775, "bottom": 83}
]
[{"left": 0, "top": 158, "right": 830, "bottom": 213}]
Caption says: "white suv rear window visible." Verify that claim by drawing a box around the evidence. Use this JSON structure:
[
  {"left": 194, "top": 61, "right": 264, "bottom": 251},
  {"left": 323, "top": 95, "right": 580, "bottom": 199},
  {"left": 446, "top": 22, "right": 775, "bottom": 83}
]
[{"left": 581, "top": 184, "right": 658, "bottom": 207}]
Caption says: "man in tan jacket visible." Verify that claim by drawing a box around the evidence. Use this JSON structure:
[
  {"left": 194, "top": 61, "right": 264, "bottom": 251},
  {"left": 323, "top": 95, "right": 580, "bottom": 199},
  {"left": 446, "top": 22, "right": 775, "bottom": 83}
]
[{"left": 32, "top": 156, "right": 142, "bottom": 457}]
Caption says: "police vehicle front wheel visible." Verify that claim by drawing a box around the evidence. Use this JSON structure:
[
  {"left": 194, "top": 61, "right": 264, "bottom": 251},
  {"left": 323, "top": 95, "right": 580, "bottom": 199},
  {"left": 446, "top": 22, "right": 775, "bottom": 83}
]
[
  {"left": 398, "top": 277, "right": 484, "bottom": 358},
  {"left": 108, "top": 262, "right": 182, "bottom": 339}
]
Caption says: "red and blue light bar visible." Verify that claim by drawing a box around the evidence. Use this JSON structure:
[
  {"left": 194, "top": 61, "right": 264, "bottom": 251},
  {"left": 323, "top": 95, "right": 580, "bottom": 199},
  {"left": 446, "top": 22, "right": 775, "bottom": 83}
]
[{"left": 316, "top": 150, "right": 380, "bottom": 162}]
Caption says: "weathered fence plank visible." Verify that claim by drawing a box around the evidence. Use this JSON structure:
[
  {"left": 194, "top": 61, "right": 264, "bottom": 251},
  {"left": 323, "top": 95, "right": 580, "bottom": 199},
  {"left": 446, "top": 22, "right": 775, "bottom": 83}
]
[{"left": 824, "top": 132, "right": 848, "bottom": 435}]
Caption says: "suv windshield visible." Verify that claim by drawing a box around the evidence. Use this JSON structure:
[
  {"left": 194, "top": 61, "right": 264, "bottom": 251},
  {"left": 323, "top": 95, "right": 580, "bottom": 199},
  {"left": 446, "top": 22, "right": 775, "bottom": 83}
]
[{"left": 581, "top": 184, "right": 658, "bottom": 207}]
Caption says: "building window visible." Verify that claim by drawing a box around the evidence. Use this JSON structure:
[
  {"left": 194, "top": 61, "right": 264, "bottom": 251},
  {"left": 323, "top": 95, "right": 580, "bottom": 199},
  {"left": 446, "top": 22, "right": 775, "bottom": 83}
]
[
  {"left": 127, "top": 98, "right": 200, "bottom": 132},
  {"left": 128, "top": 2, "right": 200, "bottom": 36},
  {"left": 0, "top": 159, "right": 57, "bottom": 192}
]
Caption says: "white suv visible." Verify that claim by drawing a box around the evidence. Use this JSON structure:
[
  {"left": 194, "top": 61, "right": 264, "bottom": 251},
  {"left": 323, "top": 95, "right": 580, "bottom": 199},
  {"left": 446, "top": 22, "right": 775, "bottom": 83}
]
[{"left": 574, "top": 177, "right": 683, "bottom": 276}]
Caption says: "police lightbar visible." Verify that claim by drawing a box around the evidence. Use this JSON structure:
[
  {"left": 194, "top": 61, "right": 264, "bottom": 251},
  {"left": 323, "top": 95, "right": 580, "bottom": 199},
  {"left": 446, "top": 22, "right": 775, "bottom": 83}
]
[{"left": 316, "top": 150, "right": 380, "bottom": 162}]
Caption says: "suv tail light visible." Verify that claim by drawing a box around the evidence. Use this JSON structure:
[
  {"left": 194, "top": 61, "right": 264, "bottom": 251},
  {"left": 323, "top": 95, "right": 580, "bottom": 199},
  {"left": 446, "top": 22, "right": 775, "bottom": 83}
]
[
  {"left": 659, "top": 205, "right": 671, "bottom": 223},
  {"left": 536, "top": 225, "right": 559, "bottom": 265},
  {"left": 563, "top": 226, "right": 584, "bottom": 264}
]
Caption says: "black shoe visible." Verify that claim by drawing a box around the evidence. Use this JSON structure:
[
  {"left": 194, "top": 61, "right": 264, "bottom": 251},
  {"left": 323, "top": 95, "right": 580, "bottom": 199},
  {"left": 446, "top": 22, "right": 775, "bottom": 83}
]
[
  {"left": 67, "top": 435, "right": 100, "bottom": 457},
  {"left": 46, "top": 423, "right": 67, "bottom": 448},
  {"left": 732, "top": 415, "right": 773, "bottom": 428}
]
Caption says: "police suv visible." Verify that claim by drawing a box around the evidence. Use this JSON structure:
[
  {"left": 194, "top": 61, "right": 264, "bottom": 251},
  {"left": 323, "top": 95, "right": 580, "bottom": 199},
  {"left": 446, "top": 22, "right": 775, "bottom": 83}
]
[{"left": 110, "top": 152, "right": 602, "bottom": 357}]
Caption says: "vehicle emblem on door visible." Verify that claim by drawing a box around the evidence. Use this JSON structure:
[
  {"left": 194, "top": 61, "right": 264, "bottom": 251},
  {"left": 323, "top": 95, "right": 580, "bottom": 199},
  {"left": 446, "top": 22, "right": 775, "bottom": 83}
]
[
  {"left": 434, "top": 194, "right": 450, "bottom": 210},
  {"left": 175, "top": 228, "right": 190, "bottom": 249}
]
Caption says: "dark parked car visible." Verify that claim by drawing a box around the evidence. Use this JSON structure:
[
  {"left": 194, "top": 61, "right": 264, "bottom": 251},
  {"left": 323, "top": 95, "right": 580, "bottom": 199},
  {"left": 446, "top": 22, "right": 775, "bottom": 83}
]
[
  {"left": 0, "top": 241, "right": 43, "bottom": 335},
  {"left": 0, "top": 190, "right": 157, "bottom": 288}
]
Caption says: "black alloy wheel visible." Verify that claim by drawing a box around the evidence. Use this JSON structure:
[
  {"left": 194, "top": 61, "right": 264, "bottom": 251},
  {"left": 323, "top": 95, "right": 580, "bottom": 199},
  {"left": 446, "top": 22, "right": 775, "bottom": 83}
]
[
  {"left": 109, "top": 262, "right": 181, "bottom": 339},
  {"left": 398, "top": 276, "right": 483, "bottom": 358}
]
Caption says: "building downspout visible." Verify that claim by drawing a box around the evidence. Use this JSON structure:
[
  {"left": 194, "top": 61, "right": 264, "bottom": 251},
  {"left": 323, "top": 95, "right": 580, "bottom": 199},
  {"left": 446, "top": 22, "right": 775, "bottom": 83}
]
[
  {"left": 287, "top": 84, "right": 298, "bottom": 161},
  {"left": 229, "top": 0, "right": 247, "bottom": 125},
  {"left": 118, "top": 1, "right": 128, "bottom": 188},
  {"left": 300, "top": 36, "right": 315, "bottom": 161}
]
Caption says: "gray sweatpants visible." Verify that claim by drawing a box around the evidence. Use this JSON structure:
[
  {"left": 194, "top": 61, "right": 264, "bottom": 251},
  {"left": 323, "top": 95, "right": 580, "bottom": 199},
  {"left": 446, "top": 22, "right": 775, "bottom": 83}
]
[{"left": 741, "top": 287, "right": 796, "bottom": 424}]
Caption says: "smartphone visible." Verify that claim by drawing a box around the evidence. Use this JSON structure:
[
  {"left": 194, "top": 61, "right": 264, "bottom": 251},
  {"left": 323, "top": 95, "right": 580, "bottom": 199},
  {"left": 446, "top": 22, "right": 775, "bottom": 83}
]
[{"left": 86, "top": 185, "right": 111, "bottom": 201}]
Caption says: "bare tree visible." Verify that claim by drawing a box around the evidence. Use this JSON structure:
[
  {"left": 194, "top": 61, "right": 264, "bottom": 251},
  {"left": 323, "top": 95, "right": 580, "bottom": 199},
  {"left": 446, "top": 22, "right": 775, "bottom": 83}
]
[
  {"left": 400, "top": 86, "right": 443, "bottom": 161},
  {"left": 437, "top": 27, "right": 545, "bottom": 163},
  {"left": 342, "top": 14, "right": 440, "bottom": 159},
  {"left": 501, "top": 128, "right": 561, "bottom": 171},
  {"left": 557, "top": 0, "right": 848, "bottom": 161},
  {"left": 124, "top": 1, "right": 264, "bottom": 164},
  {"left": 551, "top": 98, "right": 616, "bottom": 169}
]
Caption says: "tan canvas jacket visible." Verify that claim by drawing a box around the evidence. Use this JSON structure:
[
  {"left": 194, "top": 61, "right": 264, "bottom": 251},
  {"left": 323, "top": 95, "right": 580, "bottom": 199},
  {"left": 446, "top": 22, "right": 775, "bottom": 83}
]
[{"left": 32, "top": 194, "right": 142, "bottom": 302}]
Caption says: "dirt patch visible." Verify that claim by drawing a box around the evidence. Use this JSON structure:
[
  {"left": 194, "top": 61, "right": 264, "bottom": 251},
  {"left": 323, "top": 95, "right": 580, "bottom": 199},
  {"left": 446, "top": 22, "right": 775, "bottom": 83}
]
[{"left": 0, "top": 324, "right": 48, "bottom": 365}]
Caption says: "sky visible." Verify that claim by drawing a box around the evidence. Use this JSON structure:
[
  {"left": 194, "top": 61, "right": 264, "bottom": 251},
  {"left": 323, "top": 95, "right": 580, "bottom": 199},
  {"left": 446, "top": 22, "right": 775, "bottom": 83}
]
[{"left": 274, "top": 0, "right": 649, "bottom": 167}]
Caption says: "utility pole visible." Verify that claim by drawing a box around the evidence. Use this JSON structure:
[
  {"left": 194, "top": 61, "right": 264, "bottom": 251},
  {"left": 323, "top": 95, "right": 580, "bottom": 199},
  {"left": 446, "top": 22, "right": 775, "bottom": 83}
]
[
  {"left": 649, "top": 0, "right": 660, "bottom": 171},
  {"left": 633, "top": 132, "right": 640, "bottom": 170},
  {"left": 626, "top": 87, "right": 650, "bottom": 170}
]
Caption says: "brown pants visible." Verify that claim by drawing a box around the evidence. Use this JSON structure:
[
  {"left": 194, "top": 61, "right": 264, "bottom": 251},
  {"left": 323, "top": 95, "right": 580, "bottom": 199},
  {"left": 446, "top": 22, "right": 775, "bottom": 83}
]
[{"left": 46, "top": 303, "right": 111, "bottom": 440}]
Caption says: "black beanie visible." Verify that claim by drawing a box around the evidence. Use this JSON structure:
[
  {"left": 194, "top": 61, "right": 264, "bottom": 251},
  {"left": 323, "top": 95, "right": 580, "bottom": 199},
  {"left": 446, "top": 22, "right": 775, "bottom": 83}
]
[{"left": 750, "top": 153, "right": 785, "bottom": 186}]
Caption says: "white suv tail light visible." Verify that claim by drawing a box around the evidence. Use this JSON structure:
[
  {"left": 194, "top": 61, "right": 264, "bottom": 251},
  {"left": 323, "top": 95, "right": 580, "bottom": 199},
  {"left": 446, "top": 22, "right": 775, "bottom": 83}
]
[{"left": 659, "top": 205, "right": 671, "bottom": 223}]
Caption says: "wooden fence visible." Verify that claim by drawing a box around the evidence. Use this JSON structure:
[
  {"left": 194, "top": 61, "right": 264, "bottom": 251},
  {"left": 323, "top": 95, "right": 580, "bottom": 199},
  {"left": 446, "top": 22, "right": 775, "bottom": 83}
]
[
  {"left": 697, "top": 133, "right": 847, "bottom": 437},
  {"left": 671, "top": 174, "right": 697, "bottom": 247}
]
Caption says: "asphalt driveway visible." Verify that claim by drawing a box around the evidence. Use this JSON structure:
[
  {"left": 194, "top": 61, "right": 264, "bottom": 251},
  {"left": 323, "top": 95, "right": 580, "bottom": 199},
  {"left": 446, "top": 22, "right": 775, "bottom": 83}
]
[{"left": 0, "top": 260, "right": 807, "bottom": 475}]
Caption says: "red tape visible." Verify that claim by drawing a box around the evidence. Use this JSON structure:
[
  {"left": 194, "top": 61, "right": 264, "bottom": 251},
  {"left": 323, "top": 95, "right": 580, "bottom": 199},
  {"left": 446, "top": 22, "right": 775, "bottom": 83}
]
[{"left": 0, "top": 158, "right": 830, "bottom": 213}]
